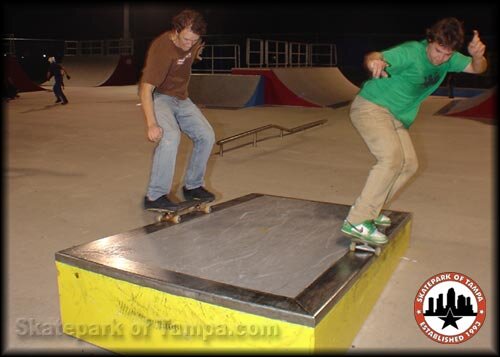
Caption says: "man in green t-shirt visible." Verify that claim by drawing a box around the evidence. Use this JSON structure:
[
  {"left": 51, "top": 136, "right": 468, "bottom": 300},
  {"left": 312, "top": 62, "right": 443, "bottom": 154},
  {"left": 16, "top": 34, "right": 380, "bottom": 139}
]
[{"left": 341, "top": 17, "right": 487, "bottom": 244}]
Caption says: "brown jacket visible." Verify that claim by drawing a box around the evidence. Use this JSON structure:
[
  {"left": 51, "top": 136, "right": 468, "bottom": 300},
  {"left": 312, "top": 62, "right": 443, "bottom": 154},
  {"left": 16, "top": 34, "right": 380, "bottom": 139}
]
[{"left": 140, "top": 30, "right": 202, "bottom": 99}]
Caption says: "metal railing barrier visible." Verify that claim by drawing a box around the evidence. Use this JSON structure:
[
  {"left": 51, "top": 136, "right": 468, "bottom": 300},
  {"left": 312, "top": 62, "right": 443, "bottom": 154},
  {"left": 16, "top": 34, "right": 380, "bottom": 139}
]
[
  {"left": 309, "top": 43, "right": 337, "bottom": 67},
  {"left": 192, "top": 44, "right": 240, "bottom": 73},
  {"left": 265, "top": 40, "right": 288, "bottom": 67},
  {"left": 64, "top": 39, "right": 134, "bottom": 56},
  {"left": 245, "top": 39, "right": 336, "bottom": 68},
  {"left": 289, "top": 42, "right": 309, "bottom": 67},
  {"left": 246, "top": 38, "right": 264, "bottom": 67}
]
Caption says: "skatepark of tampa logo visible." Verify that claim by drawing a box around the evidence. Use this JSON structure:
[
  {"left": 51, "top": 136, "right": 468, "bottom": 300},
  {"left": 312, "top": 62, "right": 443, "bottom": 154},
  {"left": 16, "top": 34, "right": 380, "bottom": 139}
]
[{"left": 414, "top": 272, "right": 486, "bottom": 344}]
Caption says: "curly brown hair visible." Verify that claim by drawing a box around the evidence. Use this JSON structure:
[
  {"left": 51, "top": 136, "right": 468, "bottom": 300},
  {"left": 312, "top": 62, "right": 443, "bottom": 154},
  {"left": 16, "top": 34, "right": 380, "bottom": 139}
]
[
  {"left": 426, "top": 17, "right": 464, "bottom": 51},
  {"left": 172, "top": 9, "right": 207, "bottom": 36}
]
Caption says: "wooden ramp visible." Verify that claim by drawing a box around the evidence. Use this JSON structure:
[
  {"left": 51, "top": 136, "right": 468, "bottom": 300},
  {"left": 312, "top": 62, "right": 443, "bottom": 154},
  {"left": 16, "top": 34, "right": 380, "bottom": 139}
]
[
  {"left": 435, "top": 87, "right": 496, "bottom": 123},
  {"left": 4, "top": 55, "right": 46, "bottom": 92},
  {"left": 232, "top": 67, "right": 359, "bottom": 108},
  {"left": 188, "top": 74, "right": 264, "bottom": 108},
  {"left": 272, "top": 67, "right": 359, "bottom": 107},
  {"left": 44, "top": 55, "right": 138, "bottom": 87}
]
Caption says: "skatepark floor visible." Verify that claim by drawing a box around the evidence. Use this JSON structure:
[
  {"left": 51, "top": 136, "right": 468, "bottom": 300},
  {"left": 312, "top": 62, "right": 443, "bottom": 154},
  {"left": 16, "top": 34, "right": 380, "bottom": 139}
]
[{"left": 4, "top": 85, "right": 495, "bottom": 353}]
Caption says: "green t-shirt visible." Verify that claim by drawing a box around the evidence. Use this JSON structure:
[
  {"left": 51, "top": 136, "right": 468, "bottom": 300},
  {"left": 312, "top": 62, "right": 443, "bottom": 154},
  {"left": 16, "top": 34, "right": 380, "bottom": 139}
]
[{"left": 359, "top": 40, "right": 471, "bottom": 128}]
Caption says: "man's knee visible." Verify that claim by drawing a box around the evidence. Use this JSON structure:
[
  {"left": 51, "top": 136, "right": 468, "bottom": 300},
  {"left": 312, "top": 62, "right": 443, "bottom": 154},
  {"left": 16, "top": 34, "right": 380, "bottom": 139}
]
[
  {"left": 379, "top": 149, "right": 404, "bottom": 172},
  {"left": 159, "top": 130, "right": 181, "bottom": 147},
  {"left": 404, "top": 158, "right": 419, "bottom": 176},
  {"left": 195, "top": 125, "right": 215, "bottom": 146},
  {"left": 204, "top": 127, "right": 215, "bottom": 146}
]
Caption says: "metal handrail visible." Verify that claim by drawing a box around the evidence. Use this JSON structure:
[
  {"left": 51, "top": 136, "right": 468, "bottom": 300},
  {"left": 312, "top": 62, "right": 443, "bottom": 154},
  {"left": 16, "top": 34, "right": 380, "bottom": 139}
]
[{"left": 216, "top": 119, "right": 327, "bottom": 156}]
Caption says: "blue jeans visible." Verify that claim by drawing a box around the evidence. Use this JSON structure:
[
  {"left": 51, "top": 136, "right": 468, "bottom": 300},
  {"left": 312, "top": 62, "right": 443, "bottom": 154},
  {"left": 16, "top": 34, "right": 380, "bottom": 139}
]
[
  {"left": 53, "top": 81, "right": 67, "bottom": 103},
  {"left": 147, "top": 92, "right": 215, "bottom": 200}
]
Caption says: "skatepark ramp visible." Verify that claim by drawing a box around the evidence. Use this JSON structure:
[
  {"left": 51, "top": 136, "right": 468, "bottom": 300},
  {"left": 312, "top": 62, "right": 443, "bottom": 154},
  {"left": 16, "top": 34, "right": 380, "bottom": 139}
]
[
  {"left": 232, "top": 67, "right": 359, "bottom": 107},
  {"left": 272, "top": 67, "right": 359, "bottom": 107},
  {"left": 435, "top": 87, "right": 496, "bottom": 123},
  {"left": 4, "top": 55, "right": 46, "bottom": 92},
  {"left": 232, "top": 68, "right": 319, "bottom": 107},
  {"left": 45, "top": 55, "right": 138, "bottom": 87},
  {"left": 188, "top": 74, "right": 264, "bottom": 108}
]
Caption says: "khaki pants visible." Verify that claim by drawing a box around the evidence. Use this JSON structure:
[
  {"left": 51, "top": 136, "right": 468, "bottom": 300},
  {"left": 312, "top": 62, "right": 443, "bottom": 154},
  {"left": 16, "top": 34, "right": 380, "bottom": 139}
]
[{"left": 346, "top": 95, "right": 418, "bottom": 224}]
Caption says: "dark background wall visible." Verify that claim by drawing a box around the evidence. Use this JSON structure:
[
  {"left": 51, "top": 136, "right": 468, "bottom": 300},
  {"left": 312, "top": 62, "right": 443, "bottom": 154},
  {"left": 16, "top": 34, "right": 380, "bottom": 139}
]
[
  {"left": 4, "top": 3, "right": 497, "bottom": 39},
  {"left": 3, "top": 2, "right": 497, "bottom": 87}
]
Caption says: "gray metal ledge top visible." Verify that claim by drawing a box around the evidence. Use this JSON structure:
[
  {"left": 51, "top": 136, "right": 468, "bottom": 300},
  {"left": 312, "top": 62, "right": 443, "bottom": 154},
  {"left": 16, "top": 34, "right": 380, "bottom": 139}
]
[{"left": 56, "top": 193, "right": 411, "bottom": 327}]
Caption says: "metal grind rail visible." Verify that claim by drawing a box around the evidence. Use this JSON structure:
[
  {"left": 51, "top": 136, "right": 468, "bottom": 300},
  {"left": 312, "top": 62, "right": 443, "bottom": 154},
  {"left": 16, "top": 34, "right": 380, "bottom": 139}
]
[{"left": 216, "top": 119, "right": 328, "bottom": 156}]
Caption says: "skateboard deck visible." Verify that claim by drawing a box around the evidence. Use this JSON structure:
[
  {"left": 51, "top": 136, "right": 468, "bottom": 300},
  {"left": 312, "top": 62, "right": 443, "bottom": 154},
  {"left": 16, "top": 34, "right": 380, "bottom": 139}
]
[
  {"left": 152, "top": 199, "right": 212, "bottom": 224},
  {"left": 348, "top": 237, "right": 383, "bottom": 256}
]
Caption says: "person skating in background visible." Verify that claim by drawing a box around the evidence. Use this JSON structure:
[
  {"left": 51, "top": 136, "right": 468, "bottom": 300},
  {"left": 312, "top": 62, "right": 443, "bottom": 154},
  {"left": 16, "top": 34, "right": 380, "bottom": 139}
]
[{"left": 47, "top": 56, "right": 70, "bottom": 104}]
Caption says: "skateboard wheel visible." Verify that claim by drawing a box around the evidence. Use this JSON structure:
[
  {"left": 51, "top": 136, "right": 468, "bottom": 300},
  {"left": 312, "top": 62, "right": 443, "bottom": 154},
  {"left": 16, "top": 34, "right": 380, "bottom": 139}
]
[
  {"left": 375, "top": 247, "right": 381, "bottom": 256},
  {"left": 156, "top": 214, "right": 164, "bottom": 223},
  {"left": 202, "top": 205, "right": 212, "bottom": 214},
  {"left": 349, "top": 241, "right": 356, "bottom": 252},
  {"left": 171, "top": 215, "right": 181, "bottom": 224}
]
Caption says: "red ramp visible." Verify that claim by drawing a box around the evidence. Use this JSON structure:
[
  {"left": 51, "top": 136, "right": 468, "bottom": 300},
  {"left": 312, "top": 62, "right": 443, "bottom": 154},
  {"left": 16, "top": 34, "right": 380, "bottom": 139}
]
[
  {"left": 4, "top": 55, "right": 46, "bottom": 92},
  {"left": 272, "top": 67, "right": 359, "bottom": 107},
  {"left": 232, "top": 68, "right": 320, "bottom": 107},
  {"left": 232, "top": 67, "right": 359, "bottom": 107},
  {"left": 100, "top": 55, "right": 138, "bottom": 86},
  {"left": 435, "top": 87, "right": 496, "bottom": 123}
]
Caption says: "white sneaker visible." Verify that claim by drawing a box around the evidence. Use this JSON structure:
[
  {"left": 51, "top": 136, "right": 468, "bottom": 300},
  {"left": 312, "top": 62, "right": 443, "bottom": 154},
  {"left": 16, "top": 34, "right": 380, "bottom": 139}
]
[
  {"left": 341, "top": 220, "right": 388, "bottom": 244},
  {"left": 374, "top": 213, "right": 391, "bottom": 227}
]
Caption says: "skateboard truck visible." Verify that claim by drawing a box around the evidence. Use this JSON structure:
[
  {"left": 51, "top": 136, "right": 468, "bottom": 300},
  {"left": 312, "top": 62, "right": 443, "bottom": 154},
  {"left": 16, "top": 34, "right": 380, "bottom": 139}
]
[
  {"left": 349, "top": 238, "right": 383, "bottom": 256},
  {"left": 155, "top": 200, "right": 212, "bottom": 224}
]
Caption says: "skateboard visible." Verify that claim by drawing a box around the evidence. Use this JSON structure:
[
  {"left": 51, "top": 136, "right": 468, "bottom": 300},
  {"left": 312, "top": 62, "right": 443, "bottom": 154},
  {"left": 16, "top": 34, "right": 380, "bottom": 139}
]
[
  {"left": 153, "top": 199, "right": 212, "bottom": 224},
  {"left": 348, "top": 237, "right": 383, "bottom": 256}
]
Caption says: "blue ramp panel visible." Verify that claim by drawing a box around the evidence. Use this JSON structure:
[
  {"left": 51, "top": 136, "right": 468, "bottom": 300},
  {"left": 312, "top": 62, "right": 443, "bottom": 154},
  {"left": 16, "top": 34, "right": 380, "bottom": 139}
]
[
  {"left": 244, "top": 76, "right": 265, "bottom": 107},
  {"left": 55, "top": 194, "right": 412, "bottom": 352}
]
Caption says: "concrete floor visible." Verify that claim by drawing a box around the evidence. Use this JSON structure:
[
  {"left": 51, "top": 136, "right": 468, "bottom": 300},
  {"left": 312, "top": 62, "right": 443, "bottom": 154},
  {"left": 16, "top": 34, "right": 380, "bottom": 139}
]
[{"left": 4, "top": 86, "right": 495, "bottom": 353}]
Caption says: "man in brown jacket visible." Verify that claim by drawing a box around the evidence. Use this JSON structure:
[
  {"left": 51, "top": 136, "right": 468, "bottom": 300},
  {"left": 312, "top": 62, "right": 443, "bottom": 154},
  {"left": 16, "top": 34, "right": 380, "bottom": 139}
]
[{"left": 140, "top": 9, "right": 215, "bottom": 211}]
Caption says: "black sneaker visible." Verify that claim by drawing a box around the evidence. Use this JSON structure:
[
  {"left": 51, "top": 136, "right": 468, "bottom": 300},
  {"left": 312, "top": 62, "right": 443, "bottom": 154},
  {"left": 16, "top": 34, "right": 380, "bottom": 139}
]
[
  {"left": 144, "top": 196, "right": 179, "bottom": 211},
  {"left": 55, "top": 99, "right": 62, "bottom": 103},
  {"left": 183, "top": 186, "right": 215, "bottom": 202}
]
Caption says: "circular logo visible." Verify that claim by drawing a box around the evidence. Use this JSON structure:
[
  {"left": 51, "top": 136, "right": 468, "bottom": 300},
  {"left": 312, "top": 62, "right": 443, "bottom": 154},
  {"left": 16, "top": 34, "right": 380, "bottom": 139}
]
[{"left": 414, "top": 272, "right": 486, "bottom": 344}]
